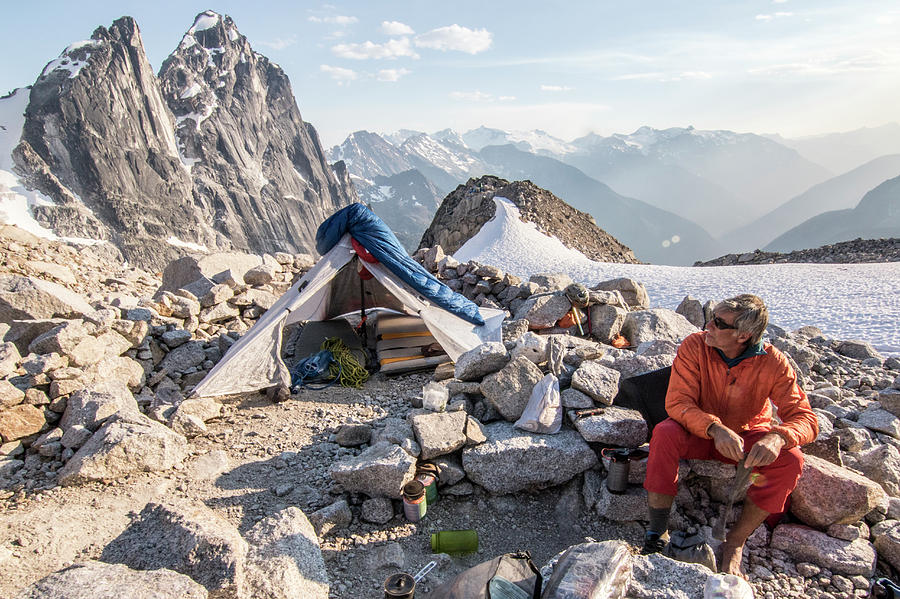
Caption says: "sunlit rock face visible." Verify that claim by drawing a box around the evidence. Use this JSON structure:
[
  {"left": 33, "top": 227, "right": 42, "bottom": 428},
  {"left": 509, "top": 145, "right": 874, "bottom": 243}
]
[{"left": 12, "top": 12, "right": 355, "bottom": 270}]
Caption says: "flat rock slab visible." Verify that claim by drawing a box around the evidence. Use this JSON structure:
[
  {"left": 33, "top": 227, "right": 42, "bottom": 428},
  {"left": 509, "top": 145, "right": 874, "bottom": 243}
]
[
  {"left": 874, "top": 521, "right": 900, "bottom": 571},
  {"left": 462, "top": 422, "right": 597, "bottom": 494},
  {"left": 571, "top": 361, "right": 621, "bottom": 405},
  {"left": 595, "top": 483, "right": 649, "bottom": 522},
  {"left": 12, "top": 560, "right": 208, "bottom": 599},
  {"left": 58, "top": 413, "right": 188, "bottom": 485},
  {"left": 771, "top": 524, "right": 877, "bottom": 577},
  {"left": 329, "top": 441, "right": 417, "bottom": 499},
  {"left": 0, "top": 404, "right": 46, "bottom": 442},
  {"left": 0, "top": 275, "right": 95, "bottom": 321},
  {"left": 574, "top": 406, "right": 646, "bottom": 447},
  {"left": 627, "top": 553, "right": 711, "bottom": 599},
  {"left": 621, "top": 308, "right": 698, "bottom": 346},
  {"left": 60, "top": 381, "right": 139, "bottom": 432},
  {"left": 791, "top": 454, "right": 886, "bottom": 528},
  {"left": 480, "top": 356, "right": 544, "bottom": 422},
  {"left": 243, "top": 507, "right": 330, "bottom": 599},
  {"left": 101, "top": 500, "right": 248, "bottom": 597},
  {"left": 410, "top": 410, "right": 468, "bottom": 460},
  {"left": 454, "top": 342, "right": 509, "bottom": 381}
]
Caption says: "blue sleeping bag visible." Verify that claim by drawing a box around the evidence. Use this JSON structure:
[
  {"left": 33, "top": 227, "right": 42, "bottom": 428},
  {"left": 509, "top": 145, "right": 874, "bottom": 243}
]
[{"left": 316, "top": 203, "right": 485, "bottom": 326}]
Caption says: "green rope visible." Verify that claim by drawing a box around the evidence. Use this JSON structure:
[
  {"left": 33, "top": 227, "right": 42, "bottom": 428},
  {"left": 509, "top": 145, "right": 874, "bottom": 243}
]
[{"left": 321, "top": 337, "right": 369, "bottom": 388}]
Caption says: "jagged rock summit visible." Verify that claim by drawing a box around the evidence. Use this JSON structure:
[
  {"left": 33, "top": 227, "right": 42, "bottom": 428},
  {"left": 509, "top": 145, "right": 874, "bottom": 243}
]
[
  {"left": 11, "top": 12, "right": 355, "bottom": 270},
  {"left": 418, "top": 175, "right": 640, "bottom": 264},
  {"left": 159, "top": 11, "right": 354, "bottom": 257}
]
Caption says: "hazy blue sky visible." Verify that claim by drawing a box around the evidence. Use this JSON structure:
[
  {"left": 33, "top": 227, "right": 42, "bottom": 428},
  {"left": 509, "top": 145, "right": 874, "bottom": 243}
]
[{"left": 1, "top": 1, "right": 898, "bottom": 146}]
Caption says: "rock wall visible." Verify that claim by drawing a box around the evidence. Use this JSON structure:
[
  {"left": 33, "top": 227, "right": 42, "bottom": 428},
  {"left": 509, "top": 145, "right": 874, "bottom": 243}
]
[
  {"left": 159, "top": 11, "right": 355, "bottom": 258},
  {"left": 11, "top": 12, "right": 355, "bottom": 271}
]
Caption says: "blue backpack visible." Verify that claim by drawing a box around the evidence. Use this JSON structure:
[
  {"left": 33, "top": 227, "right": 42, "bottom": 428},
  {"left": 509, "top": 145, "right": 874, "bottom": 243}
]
[{"left": 290, "top": 350, "right": 342, "bottom": 391}]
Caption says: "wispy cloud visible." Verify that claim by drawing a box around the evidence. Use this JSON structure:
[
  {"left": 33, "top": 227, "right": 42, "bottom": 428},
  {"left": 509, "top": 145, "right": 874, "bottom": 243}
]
[
  {"left": 415, "top": 25, "right": 492, "bottom": 54},
  {"left": 756, "top": 12, "right": 793, "bottom": 21},
  {"left": 332, "top": 38, "right": 419, "bottom": 60},
  {"left": 381, "top": 21, "right": 414, "bottom": 36},
  {"left": 377, "top": 68, "right": 411, "bottom": 82},
  {"left": 748, "top": 50, "right": 899, "bottom": 76},
  {"left": 257, "top": 36, "right": 298, "bottom": 51},
  {"left": 540, "top": 85, "right": 573, "bottom": 92},
  {"left": 613, "top": 71, "right": 712, "bottom": 82},
  {"left": 450, "top": 90, "right": 514, "bottom": 102},
  {"left": 309, "top": 15, "right": 358, "bottom": 26},
  {"left": 320, "top": 64, "right": 357, "bottom": 84}
]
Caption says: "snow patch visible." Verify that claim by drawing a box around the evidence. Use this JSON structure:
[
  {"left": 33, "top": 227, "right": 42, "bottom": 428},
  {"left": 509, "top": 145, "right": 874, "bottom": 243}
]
[
  {"left": 175, "top": 100, "right": 217, "bottom": 132},
  {"left": 0, "top": 170, "right": 60, "bottom": 239},
  {"left": 228, "top": 28, "right": 239, "bottom": 42},
  {"left": 0, "top": 88, "right": 29, "bottom": 172},
  {"left": 456, "top": 197, "right": 900, "bottom": 354},
  {"left": 190, "top": 12, "right": 220, "bottom": 33},
  {"left": 167, "top": 236, "right": 208, "bottom": 252},
  {"left": 180, "top": 83, "right": 203, "bottom": 99}
]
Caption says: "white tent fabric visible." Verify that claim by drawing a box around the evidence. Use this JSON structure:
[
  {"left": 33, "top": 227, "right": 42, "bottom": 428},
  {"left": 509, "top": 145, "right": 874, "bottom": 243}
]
[{"left": 191, "top": 234, "right": 505, "bottom": 398}]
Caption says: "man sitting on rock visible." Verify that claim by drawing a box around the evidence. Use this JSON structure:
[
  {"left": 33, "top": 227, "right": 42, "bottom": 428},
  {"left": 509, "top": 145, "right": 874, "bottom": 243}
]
[{"left": 642, "top": 294, "right": 818, "bottom": 576}]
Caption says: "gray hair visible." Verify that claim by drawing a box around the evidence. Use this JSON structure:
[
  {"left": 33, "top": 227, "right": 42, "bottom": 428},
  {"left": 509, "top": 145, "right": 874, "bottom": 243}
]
[{"left": 715, "top": 294, "right": 769, "bottom": 345}]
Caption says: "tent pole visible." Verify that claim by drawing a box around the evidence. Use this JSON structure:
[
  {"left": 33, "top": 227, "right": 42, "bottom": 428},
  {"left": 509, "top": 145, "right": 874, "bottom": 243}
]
[{"left": 358, "top": 257, "right": 372, "bottom": 370}]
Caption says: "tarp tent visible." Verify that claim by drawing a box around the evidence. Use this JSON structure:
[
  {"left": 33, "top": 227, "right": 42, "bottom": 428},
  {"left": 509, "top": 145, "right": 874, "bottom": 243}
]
[{"left": 190, "top": 204, "right": 505, "bottom": 398}]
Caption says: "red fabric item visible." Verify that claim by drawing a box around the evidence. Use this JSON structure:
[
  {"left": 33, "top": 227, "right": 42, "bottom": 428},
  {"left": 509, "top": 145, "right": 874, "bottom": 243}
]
[
  {"left": 351, "top": 237, "right": 378, "bottom": 263},
  {"left": 357, "top": 264, "right": 374, "bottom": 280},
  {"left": 644, "top": 418, "right": 804, "bottom": 514},
  {"left": 665, "top": 332, "right": 818, "bottom": 449}
]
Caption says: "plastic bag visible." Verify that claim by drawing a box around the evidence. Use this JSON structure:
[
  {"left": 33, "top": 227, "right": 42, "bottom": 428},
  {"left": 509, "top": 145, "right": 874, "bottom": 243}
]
[
  {"left": 515, "top": 373, "right": 562, "bottom": 434},
  {"left": 540, "top": 540, "right": 632, "bottom": 598},
  {"left": 704, "top": 573, "right": 754, "bottom": 599},
  {"left": 422, "top": 381, "right": 449, "bottom": 412}
]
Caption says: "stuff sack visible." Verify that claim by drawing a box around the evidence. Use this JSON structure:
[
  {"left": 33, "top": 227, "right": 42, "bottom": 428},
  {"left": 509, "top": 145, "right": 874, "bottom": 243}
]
[
  {"left": 515, "top": 373, "right": 562, "bottom": 434},
  {"left": 662, "top": 530, "right": 717, "bottom": 573},
  {"left": 290, "top": 349, "right": 340, "bottom": 391},
  {"left": 427, "top": 551, "right": 542, "bottom": 599}
]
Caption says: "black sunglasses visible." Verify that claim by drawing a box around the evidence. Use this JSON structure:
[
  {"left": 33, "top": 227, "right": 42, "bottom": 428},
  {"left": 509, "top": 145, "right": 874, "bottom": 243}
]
[{"left": 707, "top": 314, "right": 738, "bottom": 330}]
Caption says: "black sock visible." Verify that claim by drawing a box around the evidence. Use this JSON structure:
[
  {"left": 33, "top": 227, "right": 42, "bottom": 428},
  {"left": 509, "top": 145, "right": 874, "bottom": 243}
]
[{"left": 647, "top": 506, "right": 670, "bottom": 536}]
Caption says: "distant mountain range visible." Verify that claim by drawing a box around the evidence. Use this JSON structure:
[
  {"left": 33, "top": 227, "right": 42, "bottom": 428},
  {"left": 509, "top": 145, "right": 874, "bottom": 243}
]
[
  {"left": 766, "top": 174, "right": 900, "bottom": 252},
  {"left": 329, "top": 123, "right": 900, "bottom": 265}
]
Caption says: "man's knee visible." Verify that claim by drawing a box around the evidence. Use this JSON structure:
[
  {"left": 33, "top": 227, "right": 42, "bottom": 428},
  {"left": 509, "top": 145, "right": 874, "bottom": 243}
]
[
  {"left": 650, "top": 418, "right": 689, "bottom": 447},
  {"left": 776, "top": 447, "right": 805, "bottom": 479}
]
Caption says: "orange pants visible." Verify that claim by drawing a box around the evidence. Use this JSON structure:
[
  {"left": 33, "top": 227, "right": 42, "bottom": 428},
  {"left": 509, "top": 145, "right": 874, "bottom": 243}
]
[{"left": 643, "top": 418, "right": 804, "bottom": 514}]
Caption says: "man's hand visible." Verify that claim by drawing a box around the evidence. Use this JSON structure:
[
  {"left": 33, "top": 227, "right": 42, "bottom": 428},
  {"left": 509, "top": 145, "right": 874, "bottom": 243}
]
[
  {"left": 744, "top": 432, "right": 786, "bottom": 468},
  {"left": 708, "top": 423, "right": 745, "bottom": 462}
]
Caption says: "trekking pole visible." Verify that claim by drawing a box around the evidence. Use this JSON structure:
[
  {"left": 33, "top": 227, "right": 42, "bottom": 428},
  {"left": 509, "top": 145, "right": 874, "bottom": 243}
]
[{"left": 713, "top": 459, "right": 752, "bottom": 541}]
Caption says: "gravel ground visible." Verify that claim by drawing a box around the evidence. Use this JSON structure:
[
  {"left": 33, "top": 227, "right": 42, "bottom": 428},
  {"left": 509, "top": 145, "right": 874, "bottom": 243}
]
[{"left": 0, "top": 370, "right": 879, "bottom": 598}]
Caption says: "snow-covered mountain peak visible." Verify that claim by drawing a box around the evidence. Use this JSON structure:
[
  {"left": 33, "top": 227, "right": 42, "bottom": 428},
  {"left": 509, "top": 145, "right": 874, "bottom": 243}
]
[
  {"left": 431, "top": 128, "right": 467, "bottom": 148},
  {"left": 461, "top": 126, "right": 575, "bottom": 155}
]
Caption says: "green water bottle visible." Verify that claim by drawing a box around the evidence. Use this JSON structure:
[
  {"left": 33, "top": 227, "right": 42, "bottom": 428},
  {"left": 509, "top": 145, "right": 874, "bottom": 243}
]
[{"left": 431, "top": 529, "right": 478, "bottom": 554}]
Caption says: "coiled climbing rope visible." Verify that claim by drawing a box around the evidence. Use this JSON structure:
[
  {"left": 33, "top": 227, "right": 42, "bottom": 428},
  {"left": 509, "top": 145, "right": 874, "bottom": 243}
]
[{"left": 321, "top": 337, "right": 369, "bottom": 388}]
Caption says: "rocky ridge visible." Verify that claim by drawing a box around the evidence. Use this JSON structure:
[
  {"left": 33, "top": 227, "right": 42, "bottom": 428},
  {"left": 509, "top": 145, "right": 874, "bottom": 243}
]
[
  {"left": 2, "top": 224, "right": 900, "bottom": 598},
  {"left": 696, "top": 238, "right": 900, "bottom": 266},
  {"left": 418, "top": 175, "right": 640, "bottom": 264},
  {"left": 9, "top": 12, "right": 354, "bottom": 270}
]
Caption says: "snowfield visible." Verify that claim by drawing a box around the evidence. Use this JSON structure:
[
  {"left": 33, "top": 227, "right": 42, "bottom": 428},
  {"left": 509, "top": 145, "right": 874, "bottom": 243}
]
[{"left": 456, "top": 198, "right": 900, "bottom": 353}]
